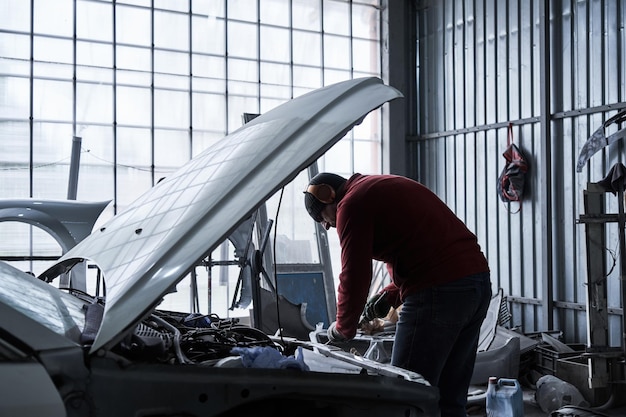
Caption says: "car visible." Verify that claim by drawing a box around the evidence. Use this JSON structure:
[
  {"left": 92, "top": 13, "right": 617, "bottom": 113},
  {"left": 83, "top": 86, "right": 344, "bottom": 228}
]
[{"left": 0, "top": 77, "right": 440, "bottom": 417}]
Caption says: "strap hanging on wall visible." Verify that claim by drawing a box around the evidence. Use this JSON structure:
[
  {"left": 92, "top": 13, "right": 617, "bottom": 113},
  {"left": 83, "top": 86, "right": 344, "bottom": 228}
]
[{"left": 497, "top": 123, "right": 529, "bottom": 212}]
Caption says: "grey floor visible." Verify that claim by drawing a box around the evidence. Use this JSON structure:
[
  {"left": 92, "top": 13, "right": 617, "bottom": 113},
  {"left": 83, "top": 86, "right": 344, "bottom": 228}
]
[{"left": 466, "top": 386, "right": 626, "bottom": 417}]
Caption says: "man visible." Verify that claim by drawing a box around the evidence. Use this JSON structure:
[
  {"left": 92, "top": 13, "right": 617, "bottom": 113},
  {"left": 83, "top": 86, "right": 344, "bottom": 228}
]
[{"left": 304, "top": 172, "right": 492, "bottom": 417}]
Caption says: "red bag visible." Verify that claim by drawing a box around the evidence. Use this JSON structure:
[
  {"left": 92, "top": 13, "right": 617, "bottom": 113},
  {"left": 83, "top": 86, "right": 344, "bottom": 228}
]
[{"left": 497, "top": 123, "right": 528, "bottom": 203}]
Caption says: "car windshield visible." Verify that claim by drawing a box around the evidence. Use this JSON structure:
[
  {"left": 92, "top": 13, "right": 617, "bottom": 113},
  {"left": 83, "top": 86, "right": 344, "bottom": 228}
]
[{"left": 0, "top": 261, "right": 86, "bottom": 342}]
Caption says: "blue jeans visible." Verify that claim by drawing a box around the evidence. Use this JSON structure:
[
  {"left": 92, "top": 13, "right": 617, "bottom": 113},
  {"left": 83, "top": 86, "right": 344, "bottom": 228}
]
[{"left": 391, "top": 272, "right": 492, "bottom": 417}]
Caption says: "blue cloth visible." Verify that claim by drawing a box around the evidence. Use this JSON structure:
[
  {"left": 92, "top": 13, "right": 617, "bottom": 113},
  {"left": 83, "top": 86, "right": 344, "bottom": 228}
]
[
  {"left": 231, "top": 346, "right": 310, "bottom": 371},
  {"left": 391, "top": 272, "right": 491, "bottom": 417},
  {"left": 183, "top": 313, "right": 212, "bottom": 328}
]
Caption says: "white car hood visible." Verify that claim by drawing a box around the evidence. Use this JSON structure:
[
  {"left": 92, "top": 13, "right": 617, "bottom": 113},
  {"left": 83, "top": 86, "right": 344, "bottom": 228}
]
[{"left": 42, "top": 77, "right": 402, "bottom": 353}]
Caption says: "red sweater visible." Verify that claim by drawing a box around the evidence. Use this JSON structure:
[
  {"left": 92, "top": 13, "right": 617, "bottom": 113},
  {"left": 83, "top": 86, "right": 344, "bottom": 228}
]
[{"left": 334, "top": 174, "right": 490, "bottom": 338}]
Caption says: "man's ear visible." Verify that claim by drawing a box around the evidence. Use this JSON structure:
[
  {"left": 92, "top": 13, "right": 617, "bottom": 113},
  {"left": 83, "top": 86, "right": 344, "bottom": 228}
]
[{"left": 306, "top": 183, "right": 336, "bottom": 204}]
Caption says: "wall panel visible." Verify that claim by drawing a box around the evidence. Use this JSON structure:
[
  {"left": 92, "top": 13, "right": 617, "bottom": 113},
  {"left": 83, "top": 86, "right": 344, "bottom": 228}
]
[{"left": 414, "top": 0, "right": 625, "bottom": 343}]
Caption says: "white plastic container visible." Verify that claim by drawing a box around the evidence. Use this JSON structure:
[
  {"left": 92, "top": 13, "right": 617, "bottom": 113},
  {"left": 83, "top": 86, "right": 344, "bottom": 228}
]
[{"left": 486, "top": 376, "right": 524, "bottom": 417}]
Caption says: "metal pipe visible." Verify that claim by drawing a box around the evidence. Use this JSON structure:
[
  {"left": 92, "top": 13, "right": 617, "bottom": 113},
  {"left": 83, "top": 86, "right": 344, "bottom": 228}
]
[
  {"left": 619, "top": 188, "right": 626, "bottom": 356},
  {"left": 67, "top": 136, "right": 82, "bottom": 200}
]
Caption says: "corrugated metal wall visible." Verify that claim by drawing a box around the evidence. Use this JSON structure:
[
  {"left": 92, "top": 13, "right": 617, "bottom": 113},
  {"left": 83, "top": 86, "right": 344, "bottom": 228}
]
[{"left": 412, "top": 0, "right": 626, "bottom": 344}]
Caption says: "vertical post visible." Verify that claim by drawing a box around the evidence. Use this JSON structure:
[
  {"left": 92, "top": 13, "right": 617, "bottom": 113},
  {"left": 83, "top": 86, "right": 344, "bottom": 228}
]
[
  {"left": 618, "top": 187, "right": 626, "bottom": 357},
  {"left": 582, "top": 183, "right": 609, "bottom": 390},
  {"left": 381, "top": 0, "right": 414, "bottom": 177},
  {"left": 539, "top": 0, "right": 554, "bottom": 331},
  {"left": 65, "top": 135, "right": 86, "bottom": 290},
  {"left": 67, "top": 136, "right": 82, "bottom": 200}
]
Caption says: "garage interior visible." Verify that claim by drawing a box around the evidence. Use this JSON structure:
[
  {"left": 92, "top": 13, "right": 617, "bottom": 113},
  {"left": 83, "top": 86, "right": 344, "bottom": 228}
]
[{"left": 2, "top": 1, "right": 626, "bottom": 416}]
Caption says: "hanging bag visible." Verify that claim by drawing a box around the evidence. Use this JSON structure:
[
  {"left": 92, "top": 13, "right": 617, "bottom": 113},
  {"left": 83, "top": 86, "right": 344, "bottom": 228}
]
[{"left": 497, "top": 123, "right": 529, "bottom": 207}]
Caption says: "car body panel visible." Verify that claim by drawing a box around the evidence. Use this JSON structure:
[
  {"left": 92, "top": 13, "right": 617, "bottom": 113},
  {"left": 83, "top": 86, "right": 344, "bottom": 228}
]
[
  {"left": 0, "top": 199, "right": 110, "bottom": 254},
  {"left": 40, "top": 77, "right": 403, "bottom": 353},
  {"left": 0, "top": 261, "right": 84, "bottom": 348},
  {"left": 85, "top": 359, "right": 438, "bottom": 417},
  {"left": 1, "top": 363, "right": 67, "bottom": 417}
]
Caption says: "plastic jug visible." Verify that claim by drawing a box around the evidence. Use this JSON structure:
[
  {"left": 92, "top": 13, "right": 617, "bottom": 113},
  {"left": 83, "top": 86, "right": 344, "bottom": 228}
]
[{"left": 486, "top": 377, "right": 524, "bottom": 417}]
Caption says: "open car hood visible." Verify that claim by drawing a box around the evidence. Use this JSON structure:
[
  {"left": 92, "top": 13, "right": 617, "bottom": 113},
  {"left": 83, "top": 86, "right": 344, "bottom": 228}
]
[{"left": 41, "top": 77, "right": 402, "bottom": 353}]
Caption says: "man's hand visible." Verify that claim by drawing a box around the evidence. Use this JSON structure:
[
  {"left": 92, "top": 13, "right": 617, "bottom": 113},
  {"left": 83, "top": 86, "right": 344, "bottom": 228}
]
[
  {"left": 362, "top": 291, "right": 391, "bottom": 321},
  {"left": 327, "top": 322, "right": 350, "bottom": 343}
]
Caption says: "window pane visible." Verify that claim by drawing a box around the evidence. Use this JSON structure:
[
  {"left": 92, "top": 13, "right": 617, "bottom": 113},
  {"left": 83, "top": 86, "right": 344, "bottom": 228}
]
[
  {"left": 227, "top": 0, "right": 257, "bottom": 22},
  {"left": 34, "top": 0, "right": 73, "bottom": 37},
  {"left": 77, "top": 0, "right": 113, "bottom": 41},
  {"left": 192, "top": 15, "right": 225, "bottom": 54},
  {"left": 77, "top": 125, "right": 115, "bottom": 200},
  {"left": 324, "top": 139, "right": 352, "bottom": 173},
  {"left": 117, "top": 127, "right": 152, "bottom": 168},
  {"left": 260, "top": 26, "right": 290, "bottom": 63},
  {"left": 76, "top": 66, "right": 114, "bottom": 85},
  {"left": 116, "top": 5, "right": 151, "bottom": 46},
  {"left": 292, "top": 0, "right": 321, "bottom": 31},
  {"left": 155, "top": 10, "right": 189, "bottom": 50},
  {"left": 192, "top": 92, "right": 226, "bottom": 131},
  {"left": 77, "top": 41, "right": 114, "bottom": 69},
  {"left": 155, "top": 0, "right": 189, "bottom": 13},
  {"left": 324, "top": 34, "right": 350, "bottom": 70},
  {"left": 293, "top": 66, "right": 321, "bottom": 89},
  {"left": 0, "top": 122, "right": 30, "bottom": 197},
  {"left": 32, "top": 122, "right": 73, "bottom": 198},
  {"left": 33, "top": 79, "right": 73, "bottom": 121},
  {"left": 324, "top": 68, "right": 351, "bottom": 85},
  {"left": 117, "top": 46, "right": 152, "bottom": 73},
  {"left": 117, "top": 86, "right": 152, "bottom": 126},
  {"left": 192, "top": 0, "right": 225, "bottom": 17},
  {"left": 352, "top": 3, "right": 379, "bottom": 40},
  {"left": 0, "top": 33, "right": 30, "bottom": 61},
  {"left": 354, "top": 139, "right": 380, "bottom": 173},
  {"left": 192, "top": 55, "right": 226, "bottom": 87},
  {"left": 293, "top": 31, "right": 320, "bottom": 66},
  {"left": 260, "top": 0, "right": 289, "bottom": 26},
  {"left": 323, "top": 0, "right": 349, "bottom": 35},
  {"left": 33, "top": 61, "right": 73, "bottom": 81},
  {"left": 260, "top": 62, "right": 291, "bottom": 86},
  {"left": 227, "top": 58, "right": 258, "bottom": 83},
  {"left": 154, "top": 73, "right": 189, "bottom": 90},
  {"left": 118, "top": 0, "right": 151, "bottom": 6},
  {"left": 154, "top": 50, "right": 190, "bottom": 76},
  {"left": 32, "top": 122, "right": 73, "bottom": 164},
  {"left": 155, "top": 129, "right": 190, "bottom": 169},
  {"left": 227, "top": 21, "right": 258, "bottom": 59},
  {"left": 260, "top": 83, "right": 290, "bottom": 101},
  {"left": 1, "top": 77, "right": 30, "bottom": 119},
  {"left": 0, "top": 0, "right": 31, "bottom": 32},
  {"left": 353, "top": 38, "right": 379, "bottom": 73},
  {"left": 77, "top": 82, "right": 114, "bottom": 125},
  {"left": 155, "top": 89, "right": 190, "bottom": 129},
  {"left": 34, "top": 36, "right": 73, "bottom": 65}
]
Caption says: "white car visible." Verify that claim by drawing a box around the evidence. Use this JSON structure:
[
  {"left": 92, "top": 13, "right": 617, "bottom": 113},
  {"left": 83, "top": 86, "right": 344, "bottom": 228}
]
[{"left": 0, "top": 77, "right": 439, "bottom": 417}]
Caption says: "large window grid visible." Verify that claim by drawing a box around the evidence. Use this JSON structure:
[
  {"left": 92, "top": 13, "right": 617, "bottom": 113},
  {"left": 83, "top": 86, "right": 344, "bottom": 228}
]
[{"left": 0, "top": 0, "right": 383, "bottom": 315}]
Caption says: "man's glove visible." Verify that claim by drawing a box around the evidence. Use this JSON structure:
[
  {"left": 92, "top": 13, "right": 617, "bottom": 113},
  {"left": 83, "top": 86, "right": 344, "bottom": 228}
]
[
  {"left": 327, "top": 322, "right": 349, "bottom": 343},
  {"left": 362, "top": 291, "right": 391, "bottom": 322}
]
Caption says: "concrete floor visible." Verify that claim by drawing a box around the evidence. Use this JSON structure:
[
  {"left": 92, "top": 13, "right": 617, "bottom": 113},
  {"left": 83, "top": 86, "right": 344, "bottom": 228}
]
[{"left": 466, "top": 386, "right": 626, "bottom": 416}]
